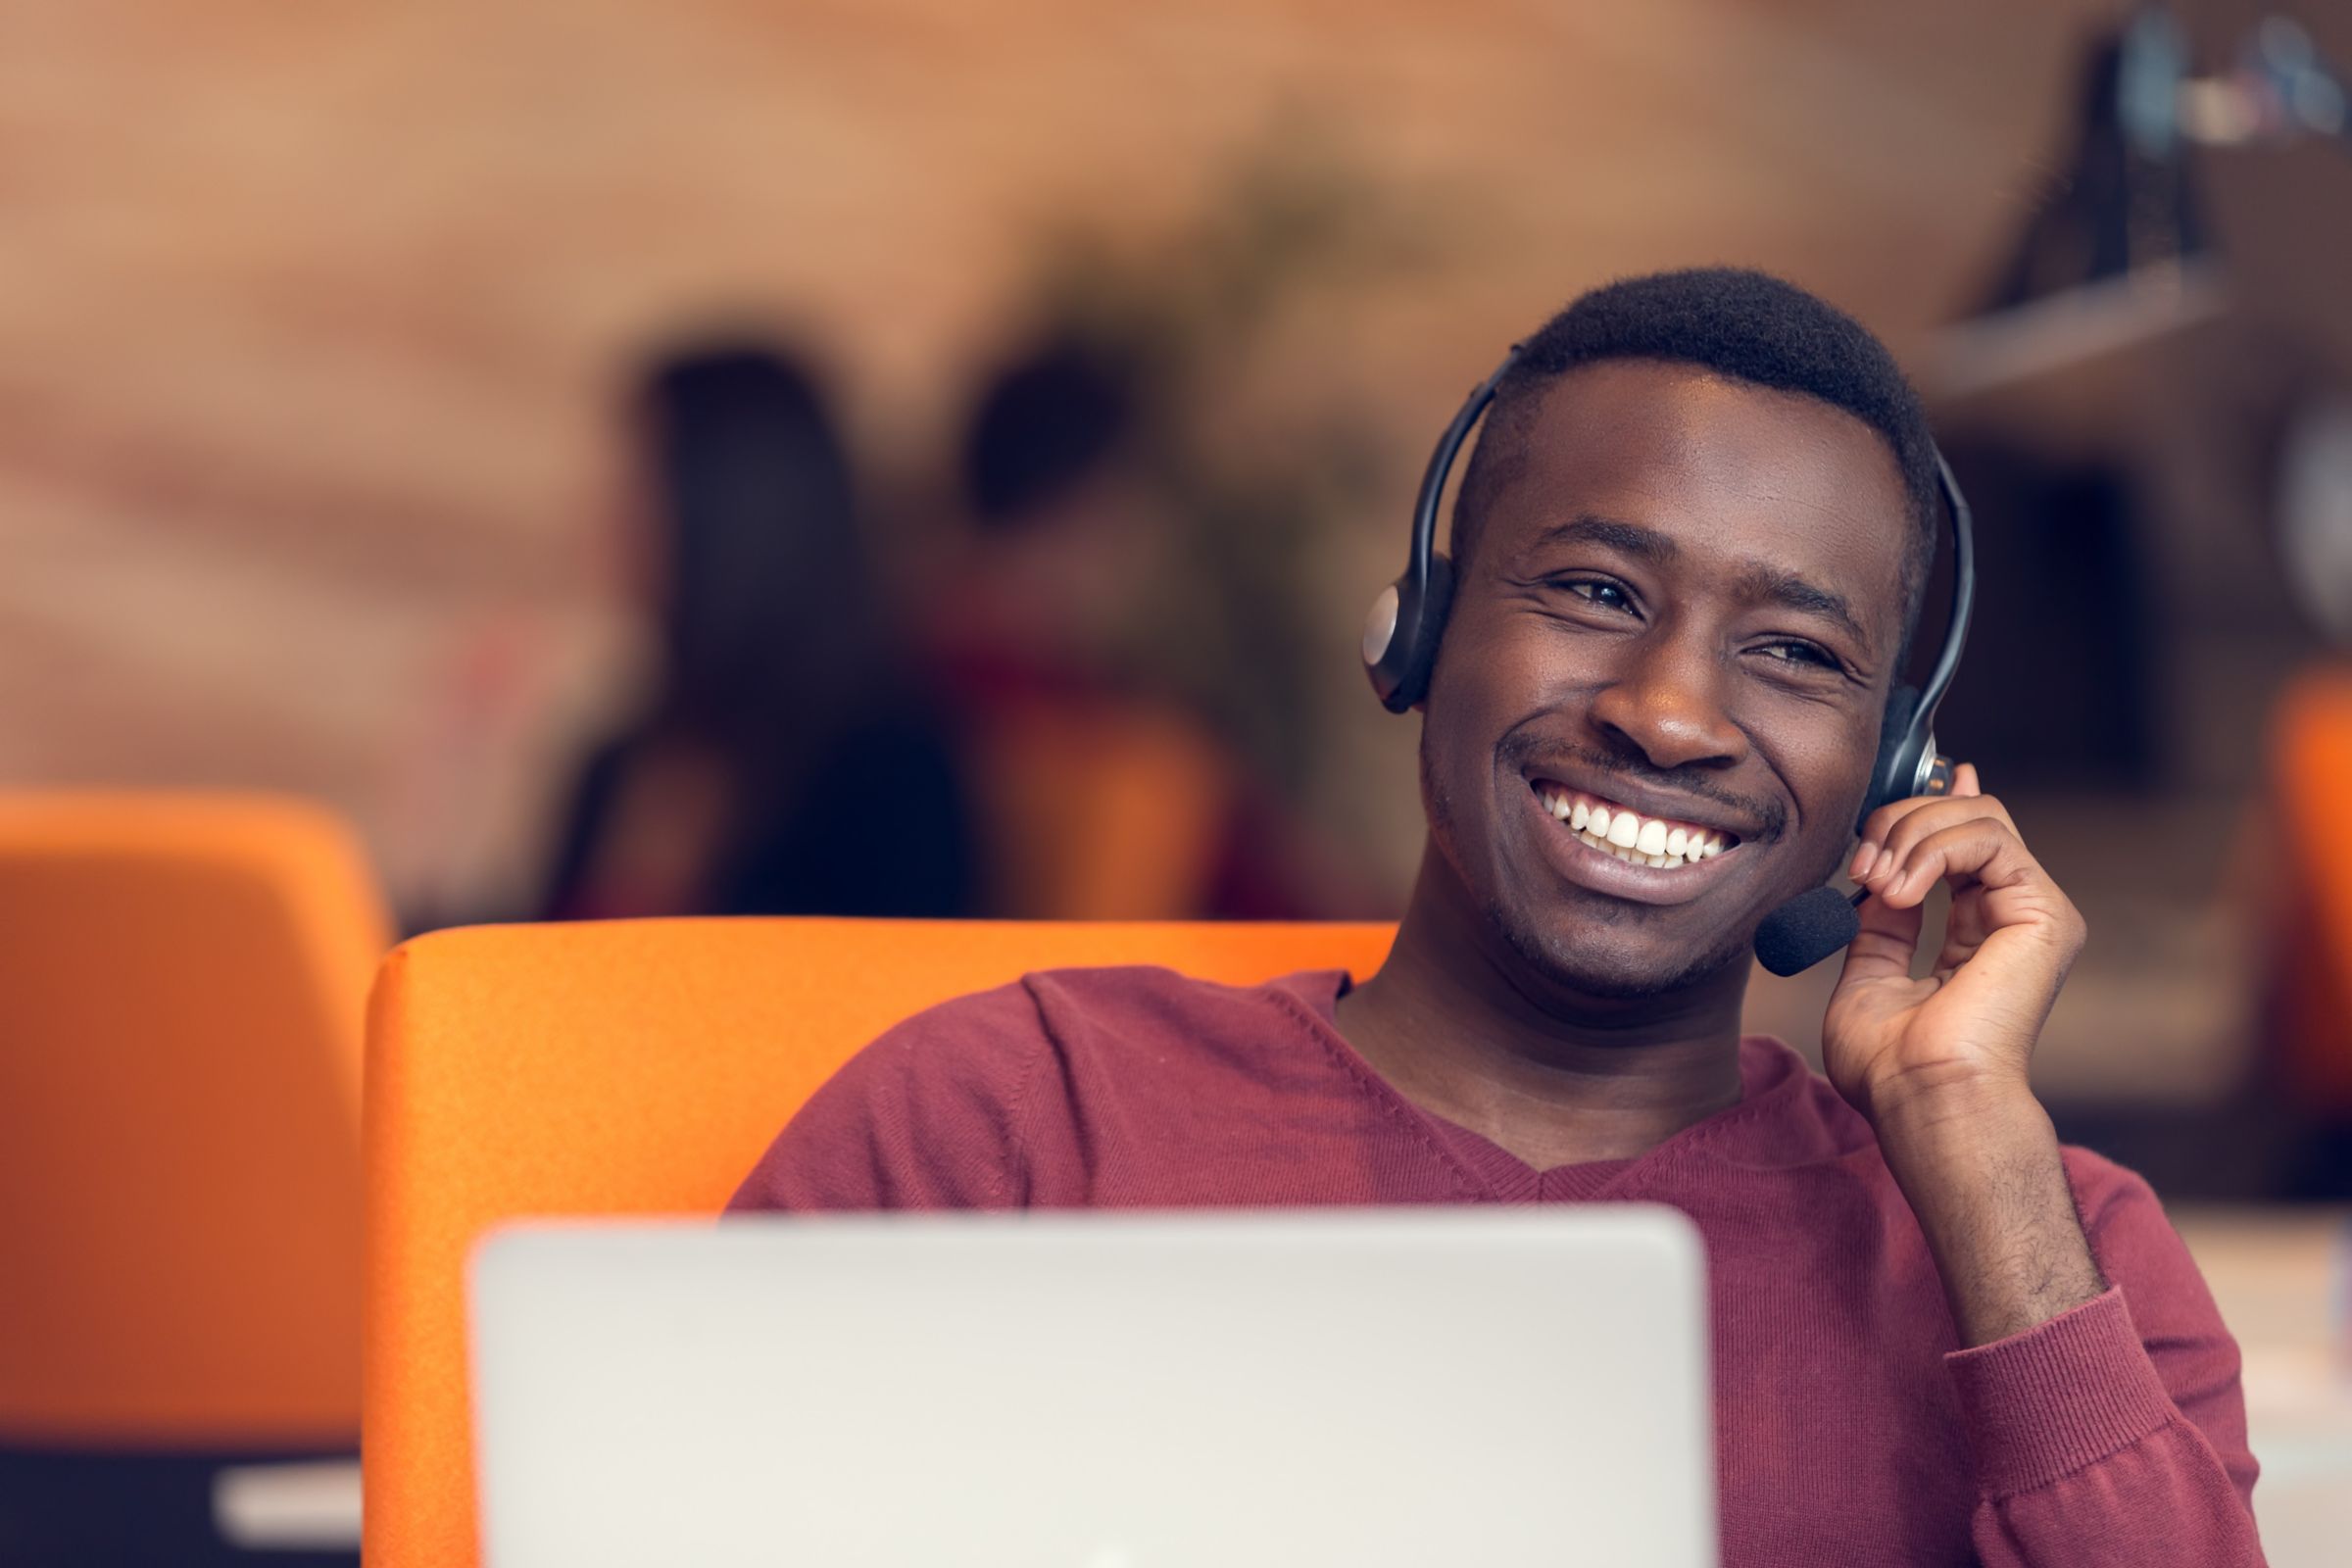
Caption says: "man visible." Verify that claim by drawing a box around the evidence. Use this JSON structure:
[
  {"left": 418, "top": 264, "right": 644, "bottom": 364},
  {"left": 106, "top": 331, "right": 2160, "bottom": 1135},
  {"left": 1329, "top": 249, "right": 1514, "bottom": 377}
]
[{"left": 731, "top": 270, "right": 2262, "bottom": 1566}]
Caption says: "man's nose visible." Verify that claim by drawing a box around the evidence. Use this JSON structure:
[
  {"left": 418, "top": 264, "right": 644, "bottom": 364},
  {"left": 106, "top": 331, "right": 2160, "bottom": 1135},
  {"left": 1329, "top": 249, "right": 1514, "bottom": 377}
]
[{"left": 1585, "top": 635, "right": 1747, "bottom": 772}]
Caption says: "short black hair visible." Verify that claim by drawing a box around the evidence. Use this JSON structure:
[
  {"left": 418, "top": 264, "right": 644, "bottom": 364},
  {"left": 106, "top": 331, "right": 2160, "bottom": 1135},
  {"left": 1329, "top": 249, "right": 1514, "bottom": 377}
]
[{"left": 1452, "top": 268, "right": 1940, "bottom": 652}]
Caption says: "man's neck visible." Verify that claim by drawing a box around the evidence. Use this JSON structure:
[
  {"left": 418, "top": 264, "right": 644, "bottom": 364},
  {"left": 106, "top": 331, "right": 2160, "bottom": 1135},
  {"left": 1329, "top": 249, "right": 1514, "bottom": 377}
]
[{"left": 1333, "top": 846, "right": 1749, "bottom": 1172}]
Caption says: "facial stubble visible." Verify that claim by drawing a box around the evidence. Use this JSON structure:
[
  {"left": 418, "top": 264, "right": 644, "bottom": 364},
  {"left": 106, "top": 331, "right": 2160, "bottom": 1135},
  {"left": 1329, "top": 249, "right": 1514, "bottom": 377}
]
[{"left": 1419, "top": 727, "right": 1786, "bottom": 1001}]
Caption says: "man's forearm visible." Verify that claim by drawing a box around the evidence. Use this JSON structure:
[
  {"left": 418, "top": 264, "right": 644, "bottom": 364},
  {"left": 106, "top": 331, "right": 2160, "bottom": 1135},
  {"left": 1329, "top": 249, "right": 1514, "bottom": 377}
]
[{"left": 1869, "top": 1081, "right": 2107, "bottom": 1347}]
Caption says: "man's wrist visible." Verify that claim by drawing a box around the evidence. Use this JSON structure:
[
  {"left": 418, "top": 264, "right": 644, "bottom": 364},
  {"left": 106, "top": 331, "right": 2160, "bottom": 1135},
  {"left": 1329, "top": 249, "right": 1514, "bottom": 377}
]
[
  {"left": 1865, "top": 1072, "right": 2107, "bottom": 1347},
  {"left": 1856, "top": 1057, "right": 2036, "bottom": 1135}
]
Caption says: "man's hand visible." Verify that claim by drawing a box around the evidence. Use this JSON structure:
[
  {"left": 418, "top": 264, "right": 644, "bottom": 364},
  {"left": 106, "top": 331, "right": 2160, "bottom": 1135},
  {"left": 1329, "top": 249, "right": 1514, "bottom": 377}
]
[
  {"left": 1822, "top": 763, "right": 2087, "bottom": 1119},
  {"left": 1822, "top": 764, "right": 2106, "bottom": 1346}
]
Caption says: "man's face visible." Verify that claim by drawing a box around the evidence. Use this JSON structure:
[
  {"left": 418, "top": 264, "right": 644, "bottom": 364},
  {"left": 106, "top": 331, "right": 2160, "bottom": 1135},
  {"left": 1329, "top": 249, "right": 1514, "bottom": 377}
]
[{"left": 1419, "top": 358, "right": 1911, "bottom": 999}]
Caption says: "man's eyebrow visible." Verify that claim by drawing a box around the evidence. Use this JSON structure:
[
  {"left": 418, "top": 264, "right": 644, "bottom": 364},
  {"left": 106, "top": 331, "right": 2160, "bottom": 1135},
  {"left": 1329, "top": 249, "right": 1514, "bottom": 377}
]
[
  {"left": 1731, "top": 563, "right": 1871, "bottom": 648},
  {"left": 1525, "top": 514, "right": 1679, "bottom": 565},
  {"left": 1525, "top": 515, "right": 1877, "bottom": 650}
]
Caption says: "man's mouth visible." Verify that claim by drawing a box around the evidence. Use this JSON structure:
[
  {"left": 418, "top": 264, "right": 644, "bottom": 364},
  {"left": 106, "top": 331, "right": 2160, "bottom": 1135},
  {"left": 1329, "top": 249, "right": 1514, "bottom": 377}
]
[{"left": 1530, "top": 781, "right": 1740, "bottom": 870}]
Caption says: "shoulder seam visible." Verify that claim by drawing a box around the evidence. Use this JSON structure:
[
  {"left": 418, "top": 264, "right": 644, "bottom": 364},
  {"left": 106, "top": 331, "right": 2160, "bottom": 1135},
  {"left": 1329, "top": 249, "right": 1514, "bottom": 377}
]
[{"left": 997, "top": 975, "right": 1062, "bottom": 1205}]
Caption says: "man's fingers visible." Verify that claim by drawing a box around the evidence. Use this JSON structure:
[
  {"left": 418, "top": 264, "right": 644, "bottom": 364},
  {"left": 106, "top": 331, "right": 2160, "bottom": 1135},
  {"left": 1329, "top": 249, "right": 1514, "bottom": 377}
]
[
  {"left": 1867, "top": 817, "right": 2048, "bottom": 911},
  {"left": 1854, "top": 793, "right": 2019, "bottom": 888},
  {"left": 1835, "top": 886, "right": 1925, "bottom": 988},
  {"left": 1861, "top": 787, "right": 2016, "bottom": 848},
  {"left": 1934, "top": 885, "right": 1992, "bottom": 978}
]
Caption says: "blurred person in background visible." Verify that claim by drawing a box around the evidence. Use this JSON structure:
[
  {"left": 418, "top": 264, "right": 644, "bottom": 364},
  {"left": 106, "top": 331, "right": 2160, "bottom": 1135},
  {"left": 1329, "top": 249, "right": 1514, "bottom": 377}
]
[
  {"left": 539, "top": 340, "right": 976, "bottom": 920},
  {"left": 923, "top": 327, "right": 1336, "bottom": 918}
]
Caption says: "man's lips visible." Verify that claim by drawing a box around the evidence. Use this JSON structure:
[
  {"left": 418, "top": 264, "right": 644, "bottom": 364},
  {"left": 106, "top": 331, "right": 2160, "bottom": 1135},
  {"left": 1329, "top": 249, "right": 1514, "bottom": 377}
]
[
  {"left": 1522, "top": 769, "right": 1766, "bottom": 847},
  {"left": 1516, "top": 778, "right": 1751, "bottom": 906}
]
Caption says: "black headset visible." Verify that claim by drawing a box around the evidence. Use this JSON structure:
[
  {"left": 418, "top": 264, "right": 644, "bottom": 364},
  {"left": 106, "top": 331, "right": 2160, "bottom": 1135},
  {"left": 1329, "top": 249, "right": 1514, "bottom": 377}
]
[{"left": 1362, "top": 345, "right": 1977, "bottom": 838}]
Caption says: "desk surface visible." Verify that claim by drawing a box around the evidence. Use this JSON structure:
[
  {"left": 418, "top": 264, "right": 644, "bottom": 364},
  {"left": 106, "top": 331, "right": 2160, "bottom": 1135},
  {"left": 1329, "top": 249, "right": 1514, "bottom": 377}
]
[
  {"left": 2173, "top": 1206, "right": 2352, "bottom": 1568},
  {"left": 219, "top": 1206, "right": 2352, "bottom": 1563}
]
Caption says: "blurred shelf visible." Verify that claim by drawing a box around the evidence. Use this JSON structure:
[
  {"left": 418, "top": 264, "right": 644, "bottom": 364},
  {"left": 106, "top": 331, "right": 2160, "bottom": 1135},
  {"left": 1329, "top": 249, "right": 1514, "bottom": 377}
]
[{"left": 1923, "top": 260, "right": 2238, "bottom": 458}]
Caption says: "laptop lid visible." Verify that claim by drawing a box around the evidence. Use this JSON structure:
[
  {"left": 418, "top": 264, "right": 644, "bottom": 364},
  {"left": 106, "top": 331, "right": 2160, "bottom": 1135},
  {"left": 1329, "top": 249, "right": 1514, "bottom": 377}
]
[{"left": 470, "top": 1208, "right": 1715, "bottom": 1567}]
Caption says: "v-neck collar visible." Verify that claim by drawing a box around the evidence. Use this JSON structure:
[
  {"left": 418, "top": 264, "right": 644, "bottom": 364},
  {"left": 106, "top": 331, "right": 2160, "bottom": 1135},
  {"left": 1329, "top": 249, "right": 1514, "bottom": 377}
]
[
  {"left": 1417, "top": 1113, "right": 1637, "bottom": 1201},
  {"left": 1260, "top": 967, "right": 1849, "bottom": 1203}
]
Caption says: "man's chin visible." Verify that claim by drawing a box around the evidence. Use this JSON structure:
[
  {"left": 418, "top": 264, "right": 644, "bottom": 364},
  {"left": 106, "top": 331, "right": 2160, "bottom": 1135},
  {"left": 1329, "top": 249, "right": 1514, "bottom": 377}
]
[{"left": 1487, "top": 899, "right": 1756, "bottom": 1002}]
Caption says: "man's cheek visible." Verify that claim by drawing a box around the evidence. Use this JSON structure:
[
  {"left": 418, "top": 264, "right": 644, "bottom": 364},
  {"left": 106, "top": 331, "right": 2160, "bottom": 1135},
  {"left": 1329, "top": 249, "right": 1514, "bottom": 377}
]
[{"left": 1785, "top": 786, "right": 1869, "bottom": 893}]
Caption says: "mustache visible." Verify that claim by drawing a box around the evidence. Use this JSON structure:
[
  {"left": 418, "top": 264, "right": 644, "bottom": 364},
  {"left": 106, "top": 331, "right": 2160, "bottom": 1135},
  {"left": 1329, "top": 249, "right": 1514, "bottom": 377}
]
[{"left": 1498, "top": 731, "right": 1788, "bottom": 843}]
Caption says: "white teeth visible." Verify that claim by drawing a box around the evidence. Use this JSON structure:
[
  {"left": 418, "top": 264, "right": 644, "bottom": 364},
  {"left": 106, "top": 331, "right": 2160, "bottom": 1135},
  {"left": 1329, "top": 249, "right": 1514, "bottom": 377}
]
[{"left": 1541, "top": 784, "right": 1737, "bottom": 871}]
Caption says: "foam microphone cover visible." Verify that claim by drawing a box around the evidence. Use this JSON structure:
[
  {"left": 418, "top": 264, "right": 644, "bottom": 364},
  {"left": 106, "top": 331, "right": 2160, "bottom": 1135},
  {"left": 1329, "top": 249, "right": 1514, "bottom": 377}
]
[{"left": 1753, "top": 885, "right": 1861, "bottom": 977}]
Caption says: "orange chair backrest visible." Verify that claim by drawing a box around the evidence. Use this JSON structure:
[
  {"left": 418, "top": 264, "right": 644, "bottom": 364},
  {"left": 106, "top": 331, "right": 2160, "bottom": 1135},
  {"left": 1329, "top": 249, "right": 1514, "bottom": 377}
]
[
  {"left": 2273, "top": 667, "right": 2352, "bottom": 1110},
  {"left": 0, "top": 792, "right": 387, "bottom": 1446},
  {"left": 363, "top": 916, "right": 1396, "bottom": 1568}
]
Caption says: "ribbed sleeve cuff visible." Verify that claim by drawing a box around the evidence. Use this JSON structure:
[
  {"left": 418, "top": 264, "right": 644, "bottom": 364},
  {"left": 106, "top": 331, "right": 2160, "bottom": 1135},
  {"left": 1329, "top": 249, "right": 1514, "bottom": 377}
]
[{"left": 1942, "top": 1286, "right": 2180, "bottom": 1498}]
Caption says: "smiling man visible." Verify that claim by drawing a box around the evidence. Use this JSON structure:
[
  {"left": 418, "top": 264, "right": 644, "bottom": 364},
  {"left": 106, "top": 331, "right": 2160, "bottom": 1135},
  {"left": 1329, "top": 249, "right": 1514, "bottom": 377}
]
[{"left": 730, "top": 270, "right": 2263, "bottom": 1565}]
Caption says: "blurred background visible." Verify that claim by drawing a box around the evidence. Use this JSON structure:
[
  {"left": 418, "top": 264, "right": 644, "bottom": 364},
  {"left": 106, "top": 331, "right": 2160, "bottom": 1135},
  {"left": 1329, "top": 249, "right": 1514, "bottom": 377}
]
[
  {"left": 5, "top": 0, "right": 2352, "bottom": 1555},
  {"left": 11, "top": 0, "right": 2352, "bottom": 1183}
]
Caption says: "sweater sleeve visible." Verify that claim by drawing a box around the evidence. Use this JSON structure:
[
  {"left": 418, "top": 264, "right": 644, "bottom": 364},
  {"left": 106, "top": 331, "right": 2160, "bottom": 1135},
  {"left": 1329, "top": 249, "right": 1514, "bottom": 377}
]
[
  {"left": 724, "top": 980, "right": 1050, "bottom": 1212},
  {"left": 1947, "top": 1154, "right": 2263, "bottom": 1566}
]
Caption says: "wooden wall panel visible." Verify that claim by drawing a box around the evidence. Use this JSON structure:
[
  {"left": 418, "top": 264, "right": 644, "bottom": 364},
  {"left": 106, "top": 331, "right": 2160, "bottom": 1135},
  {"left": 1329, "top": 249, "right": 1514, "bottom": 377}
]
[{"left": 0, "top": 0, "right": 2114, "bottom": 910}]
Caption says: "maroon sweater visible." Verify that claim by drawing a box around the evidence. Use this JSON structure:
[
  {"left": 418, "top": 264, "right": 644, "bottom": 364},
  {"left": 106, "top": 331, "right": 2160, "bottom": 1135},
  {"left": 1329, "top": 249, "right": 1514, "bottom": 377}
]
[{"left": 729, "top": 966, "right": 2264, "bottom": 1567}]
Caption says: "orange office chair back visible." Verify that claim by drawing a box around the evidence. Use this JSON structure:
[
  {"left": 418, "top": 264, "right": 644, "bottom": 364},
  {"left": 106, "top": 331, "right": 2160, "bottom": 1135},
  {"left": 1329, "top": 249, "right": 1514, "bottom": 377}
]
[
  {"left": 2272, "top": 667, "right": 2352, "bottom": 1111},
  {"left": 0, "top": 792, "right": 388, "bottom": 1447},
  {"left": 363, "top": 916, "right": 1396, "bottom": 1568}
]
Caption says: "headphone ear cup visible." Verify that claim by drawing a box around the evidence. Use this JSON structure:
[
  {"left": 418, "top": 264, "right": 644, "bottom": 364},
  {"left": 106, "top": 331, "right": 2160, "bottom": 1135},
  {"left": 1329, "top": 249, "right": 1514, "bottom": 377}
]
[
  {"left": 1361, "top": 579, "right": 1411, "bottom": 711},
  {"left": 1365, "top": 554, "right": 1456, "bottom": 712},
  {"left": 1861, "top": 684, "right": 1923, "bottom": 831},
  {"left": 1387, "top": 552, "right": 1454, "bottom": 711}
]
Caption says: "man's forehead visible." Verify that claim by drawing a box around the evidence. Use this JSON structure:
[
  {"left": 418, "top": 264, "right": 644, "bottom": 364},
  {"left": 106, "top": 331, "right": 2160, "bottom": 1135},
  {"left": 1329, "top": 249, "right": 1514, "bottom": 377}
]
[{"left": 1489, "top": 363, "right": 1911, "bottom": 589}]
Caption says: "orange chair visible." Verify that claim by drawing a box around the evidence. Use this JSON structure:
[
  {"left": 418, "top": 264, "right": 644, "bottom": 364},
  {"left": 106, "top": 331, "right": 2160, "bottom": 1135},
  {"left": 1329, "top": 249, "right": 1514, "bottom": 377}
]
[
  {"left": 0, "top": 793, "right": 388, "bottom": 1449},
  {"left": 363, "top": 916, "right": 1396, "bottom": 1568},
  {"left": 2271, "top": 667, "right": 2352, "bottom": 1113}
]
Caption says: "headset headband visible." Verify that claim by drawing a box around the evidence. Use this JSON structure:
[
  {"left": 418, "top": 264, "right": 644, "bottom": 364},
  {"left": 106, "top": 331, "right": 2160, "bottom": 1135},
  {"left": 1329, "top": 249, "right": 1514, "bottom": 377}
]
[
  {"left": 1401, "top": 347, "right": 1523, "bottom": 610},
  {"left": 1914, "top": 451, "right": 1974, "bottom": 746}
]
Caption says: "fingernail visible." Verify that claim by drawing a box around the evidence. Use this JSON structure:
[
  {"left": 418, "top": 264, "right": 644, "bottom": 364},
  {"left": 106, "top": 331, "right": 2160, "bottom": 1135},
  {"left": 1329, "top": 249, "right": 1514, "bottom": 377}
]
[{"left": 1851, "top": 844, "right": 1878, "bottom": 881}]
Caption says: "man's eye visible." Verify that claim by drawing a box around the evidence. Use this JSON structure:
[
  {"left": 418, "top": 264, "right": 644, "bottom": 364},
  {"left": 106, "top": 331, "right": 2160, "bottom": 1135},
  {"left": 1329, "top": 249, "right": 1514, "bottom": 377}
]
[
  {"left": 1755, "top": 640, "right": 1839, "bottom": 670},
  {"left": 1562, "top": 579, "right": 1634, "bottom": 613}
]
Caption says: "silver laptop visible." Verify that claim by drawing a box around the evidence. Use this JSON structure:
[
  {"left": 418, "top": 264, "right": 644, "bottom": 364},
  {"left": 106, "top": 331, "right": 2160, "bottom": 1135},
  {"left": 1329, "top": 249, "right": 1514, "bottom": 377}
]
[{"left": 469, "top": 1209, "right": 1716, "bottom": 1567}]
